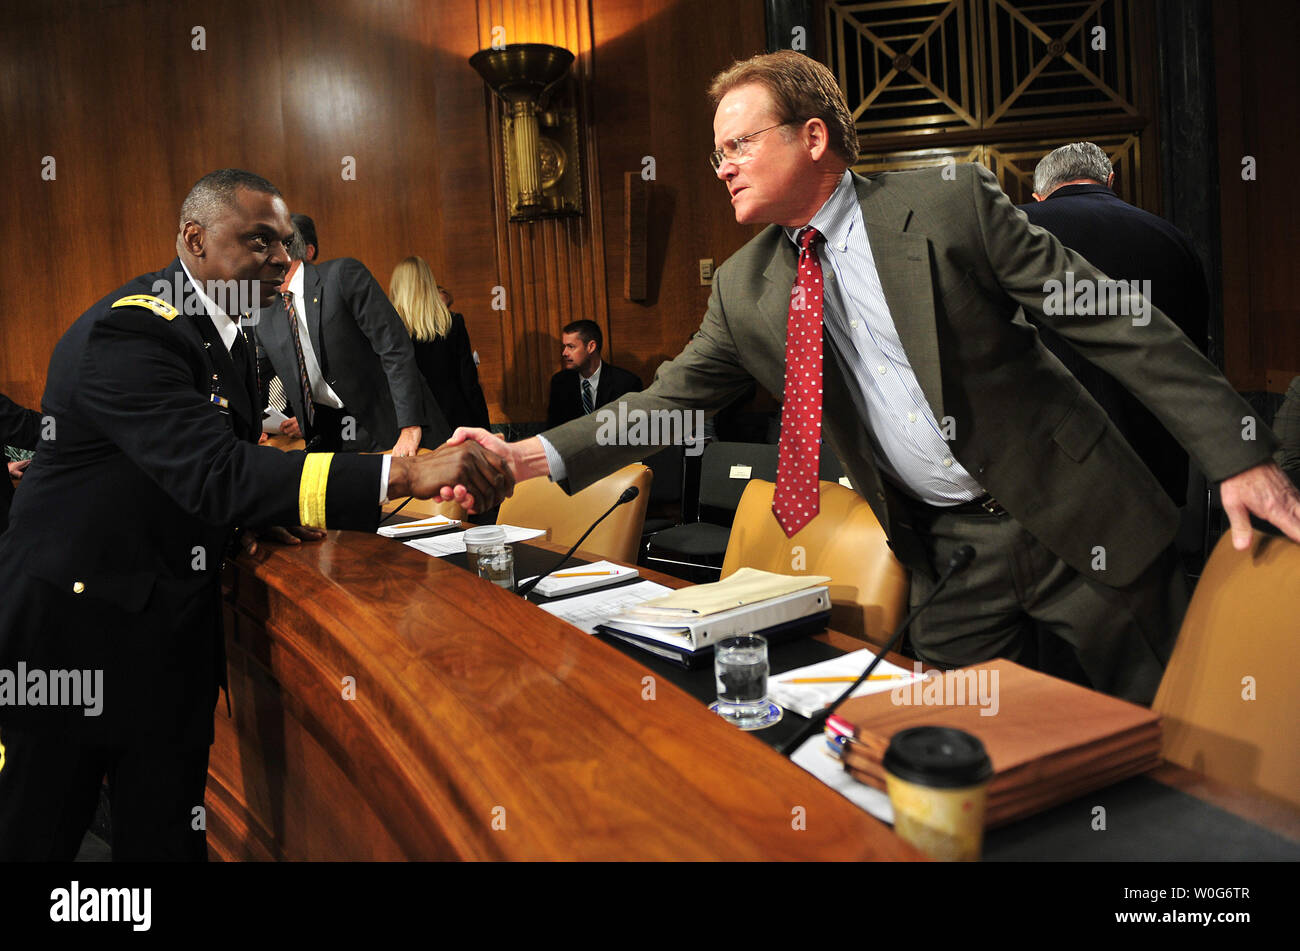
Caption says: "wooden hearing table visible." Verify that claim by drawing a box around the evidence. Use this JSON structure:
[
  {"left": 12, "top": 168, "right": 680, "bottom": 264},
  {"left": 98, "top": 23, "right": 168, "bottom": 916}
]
[{"left": 210, "top": 530, "right": 925, "bottom": 860}]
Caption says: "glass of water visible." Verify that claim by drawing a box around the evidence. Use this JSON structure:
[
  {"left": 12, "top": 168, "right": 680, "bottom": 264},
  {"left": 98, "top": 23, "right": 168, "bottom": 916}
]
[
  {"left": 476, "top": 544, "right": 516, "bottom": 590},
  {"left": 713, "top": 634, "right": 773, "bottom": 728}
]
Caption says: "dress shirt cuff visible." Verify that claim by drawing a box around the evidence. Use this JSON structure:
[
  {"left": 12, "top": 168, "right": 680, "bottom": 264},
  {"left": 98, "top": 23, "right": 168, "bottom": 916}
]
[
  {"left": 537, "top": 434, "right": 566, "bottom": 482},
  {"left": 379, "top": 454, "right": 392, "bottom": 503}
]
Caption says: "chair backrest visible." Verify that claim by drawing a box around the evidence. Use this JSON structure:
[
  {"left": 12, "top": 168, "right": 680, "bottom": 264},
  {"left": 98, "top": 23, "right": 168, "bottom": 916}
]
[
  {"left": 698, "top": 442, "right": 780, "bottom": 513},
  {"left": 643, "top": 445, "right": 684, "bottom": 504},
  {"left": 1153, "top": 531, "right": 1300, "bottom": 808},
  {"left": 720, "top": 479, "right": 908, "bottom": 647},
  {"left": 497, "top": 464, "right": 653, "bottom": 563}
]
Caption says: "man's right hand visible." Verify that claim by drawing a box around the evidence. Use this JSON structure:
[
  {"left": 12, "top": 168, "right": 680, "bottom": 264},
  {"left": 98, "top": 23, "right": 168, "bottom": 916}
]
[
  {"left": 279, "top": 417, "right": 303, "bottom": 439},
  {"left": 445, "top": 428, "right": 552, "bottom": 482},
  {"left": 386, "top": 440, "right": 515, "bottom": 513}
]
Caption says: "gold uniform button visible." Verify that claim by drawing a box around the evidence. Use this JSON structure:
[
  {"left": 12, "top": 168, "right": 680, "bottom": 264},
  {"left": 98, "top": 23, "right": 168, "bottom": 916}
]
[{"left": 73, "top": 581, "right": 85, "bottom": 594}]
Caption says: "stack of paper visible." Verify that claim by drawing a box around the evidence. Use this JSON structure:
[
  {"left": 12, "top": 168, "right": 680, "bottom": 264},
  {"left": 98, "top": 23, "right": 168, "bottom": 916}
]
[
  {"left": 377, "top": 515, "right": 461, "bottom": 538},
  {"left": 595, "top": 568, "right": 833, "bottom": 667},
  {"left": 766, "top": 649, "right": 926, "bottom": 718},
  {"left": 835, "top": 659, "right": 1162, "bottom": 828},
  {"left": 537, "top": 580, "right": 673, "bottom": 635},
  {"left": 527, "top": 560, "right": 640, "bottom": 597},
  {"left": 404, "top": 525, "right": 546, "bottom": 557}
]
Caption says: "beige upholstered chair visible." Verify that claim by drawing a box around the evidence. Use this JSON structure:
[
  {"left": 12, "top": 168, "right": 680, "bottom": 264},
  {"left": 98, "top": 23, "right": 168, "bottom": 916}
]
[
  {"left": 720, "top": 479, "right": 908, "bottom": 647},
  {"left": 497, "top": 464, "right": 653, "bottom": 564},
  {"left": 1153, "top": 531, "right": 1300, "bottom": 808}
]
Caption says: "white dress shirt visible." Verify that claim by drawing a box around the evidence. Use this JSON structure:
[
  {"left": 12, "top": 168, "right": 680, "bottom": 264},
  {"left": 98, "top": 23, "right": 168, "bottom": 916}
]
[{"left": 282, "top": 263, "right": 344, "bottom": 409}]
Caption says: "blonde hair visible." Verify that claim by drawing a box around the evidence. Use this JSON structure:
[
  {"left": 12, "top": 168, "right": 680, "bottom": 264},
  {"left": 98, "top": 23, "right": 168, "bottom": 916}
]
[{"left": 389, "top": 256, "right": 452, "bottom": 341}]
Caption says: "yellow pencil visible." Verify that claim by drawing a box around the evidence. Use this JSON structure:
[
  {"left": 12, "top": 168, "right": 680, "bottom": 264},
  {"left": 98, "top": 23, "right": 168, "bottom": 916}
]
[
  {"left": 552, "top": 570, "right": 618, "bottom": 578},
  {"left": 780, "top": 675, "right": 905, "bottom": 684}
]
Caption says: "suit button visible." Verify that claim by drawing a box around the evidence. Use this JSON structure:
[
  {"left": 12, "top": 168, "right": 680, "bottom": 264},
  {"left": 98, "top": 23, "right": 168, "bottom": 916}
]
[
  {"left": 876, "top": 491, "right": 885, "bottom": 501},
  {"left": 72, "top": 581, "right": 85, "bottom": 594}
]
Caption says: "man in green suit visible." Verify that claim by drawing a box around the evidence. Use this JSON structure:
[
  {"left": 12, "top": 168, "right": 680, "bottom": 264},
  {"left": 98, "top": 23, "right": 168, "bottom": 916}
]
[{"left": 452, "top": 51, "right": 1300, "bottom": 703}]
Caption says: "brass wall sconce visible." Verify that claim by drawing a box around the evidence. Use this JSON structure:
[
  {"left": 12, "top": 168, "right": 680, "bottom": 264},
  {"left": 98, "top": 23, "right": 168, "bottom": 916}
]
[{"left": 470, "top": 43, "right": 584, "bottom": 221}]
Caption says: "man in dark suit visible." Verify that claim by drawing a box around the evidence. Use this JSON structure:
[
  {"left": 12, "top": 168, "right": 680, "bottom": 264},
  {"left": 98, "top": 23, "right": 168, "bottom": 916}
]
[
  {"left": 1, "top": 392, "right": 42, "bottom": 534},
  {"left": 1018, "top": 142, "right": 1209, "bottom": 505},
  {"left": 451, "top": 52, "right": 1300, "bottom": 704},
  {"left": 0, "top": 169, "right": 512, "bottom": 860},
  {"left": 256, "top": 232, "right": 448, "bottom": 456},
  {"left": 545, "top": 319, "right": 643, "bottom": 429}
]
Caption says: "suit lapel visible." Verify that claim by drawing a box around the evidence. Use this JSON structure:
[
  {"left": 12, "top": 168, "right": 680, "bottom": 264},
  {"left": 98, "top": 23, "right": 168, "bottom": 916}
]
[
  {"left": 302, "top": 264, "right": 326, "bottom": 375},
  {"left": 186, "top": 307, "right": 255, "bottom": 436},
  {"left": 854, "top": 175, "right": 944, "bottom": 422}
]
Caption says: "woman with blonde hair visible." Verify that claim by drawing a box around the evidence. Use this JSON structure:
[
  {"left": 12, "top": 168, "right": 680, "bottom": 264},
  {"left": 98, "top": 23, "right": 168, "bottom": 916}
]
[{"left": 388, "top": 256, "right": 490, "bottom": 431}]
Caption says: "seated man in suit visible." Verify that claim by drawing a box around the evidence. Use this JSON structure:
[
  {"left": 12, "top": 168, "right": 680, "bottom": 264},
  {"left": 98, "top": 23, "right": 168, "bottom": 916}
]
[
  {"left": 545, "top": 320, "right": 643, "bottom": 429},
  {"left": 451, "top": 51, "right": 1300, "bottom": 705},
  {"left": 1, "top": 392, "right": 42, "bottom": 534},
  {"left": 1019, "top": 142, "right": 1209, "bottom": 506},
  {"left": 258, "top": 228, "right": 447, "bottom": 456}
]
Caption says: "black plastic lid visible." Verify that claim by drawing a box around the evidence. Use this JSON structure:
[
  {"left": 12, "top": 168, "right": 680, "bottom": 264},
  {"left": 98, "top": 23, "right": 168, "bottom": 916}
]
[{"left": 881, "top": 726, "right": 993, "bottom": 789}]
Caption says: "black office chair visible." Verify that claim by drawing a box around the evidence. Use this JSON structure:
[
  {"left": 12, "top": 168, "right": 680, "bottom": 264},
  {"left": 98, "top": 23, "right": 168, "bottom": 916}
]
[
  {"left": 638, "top": 445, "right": 686, "bottom": 545},
  {"left": 643, "top": 441, "right": 779, "bottom": 582}
]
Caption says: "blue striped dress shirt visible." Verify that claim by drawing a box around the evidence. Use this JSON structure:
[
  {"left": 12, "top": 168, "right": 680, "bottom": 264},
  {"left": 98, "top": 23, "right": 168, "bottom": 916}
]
[{"left": 785, "top": 170, "right": 982, "bottom": 505}]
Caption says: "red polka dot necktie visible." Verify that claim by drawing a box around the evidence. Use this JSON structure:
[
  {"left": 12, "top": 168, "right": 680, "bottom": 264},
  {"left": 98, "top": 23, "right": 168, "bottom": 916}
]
[{"left": 772, "top": 226, "right": 824, "bottom": 538}]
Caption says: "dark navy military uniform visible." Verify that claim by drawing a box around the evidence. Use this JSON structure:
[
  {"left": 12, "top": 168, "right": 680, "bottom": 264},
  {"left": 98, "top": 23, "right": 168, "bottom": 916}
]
[
  {"left": 0, "top": 259, "right": 383, "bottom": 859},
  {"left": 1, "top": 391, "right": 42, "bottom": 534}
]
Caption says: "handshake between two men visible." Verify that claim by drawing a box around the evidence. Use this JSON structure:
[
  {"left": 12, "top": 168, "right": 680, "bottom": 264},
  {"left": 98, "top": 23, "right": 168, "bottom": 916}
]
[
  {"left": 243, "top": 437, "right": 517, "bottom": 555},
  {"left": 387, "top": 437, "right": 517, "bottom": 513}
]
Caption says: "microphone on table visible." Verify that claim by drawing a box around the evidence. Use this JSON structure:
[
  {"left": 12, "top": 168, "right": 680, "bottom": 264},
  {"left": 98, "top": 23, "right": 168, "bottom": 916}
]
[
  {"left": 515, "top": 486, "right": 640, "bottom": 599},
  {"left": 778, "top": 544, "right": 976, "bottom": 758}
]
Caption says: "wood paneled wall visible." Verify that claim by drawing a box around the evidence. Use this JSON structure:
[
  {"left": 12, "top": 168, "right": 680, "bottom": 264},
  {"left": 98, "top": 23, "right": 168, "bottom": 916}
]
[
  {"left": 0, "top": 0, "right": 765, "bottom": 421},
  {"left": 1214, "top": 0, "right": 1300, "bottom": 393}
]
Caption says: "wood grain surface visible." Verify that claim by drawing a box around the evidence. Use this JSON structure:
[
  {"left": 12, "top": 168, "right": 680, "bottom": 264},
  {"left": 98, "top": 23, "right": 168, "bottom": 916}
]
[{"left": 210, "top": 529, "right": 923, "bottom": 860}]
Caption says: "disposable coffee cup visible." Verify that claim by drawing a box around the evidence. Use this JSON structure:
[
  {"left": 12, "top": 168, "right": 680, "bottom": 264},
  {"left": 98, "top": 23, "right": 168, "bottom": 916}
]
[
  {"left": 463, "top": 525, "right": 507, "bottom": 574},
  {"left": 882, "top": 726, "right": 993, "bottom": 861}
]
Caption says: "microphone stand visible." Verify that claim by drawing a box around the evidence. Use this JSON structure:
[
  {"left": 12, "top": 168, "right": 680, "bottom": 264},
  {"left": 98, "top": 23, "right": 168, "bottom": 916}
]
[
  {"left": 515, "top": 487, "right": 639, "bottom": 598},
  {"left": 778, "top": 544, "right": 975, "bottom": 757}
]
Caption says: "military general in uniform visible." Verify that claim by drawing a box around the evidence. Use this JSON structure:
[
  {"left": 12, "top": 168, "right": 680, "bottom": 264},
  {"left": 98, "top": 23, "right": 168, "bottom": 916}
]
[{"left": 0, "top": 169, "right": 513, "bottom": 860}]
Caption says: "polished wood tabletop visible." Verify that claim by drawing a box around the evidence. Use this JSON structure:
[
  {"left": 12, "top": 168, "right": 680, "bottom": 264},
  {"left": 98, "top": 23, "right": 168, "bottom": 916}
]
[{"left": 211, "top": 529, "right": 925, "bottom": 861}]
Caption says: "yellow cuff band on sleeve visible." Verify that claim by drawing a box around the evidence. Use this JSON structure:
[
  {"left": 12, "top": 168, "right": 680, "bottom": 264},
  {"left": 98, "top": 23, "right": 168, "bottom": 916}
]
[{"left": 299, "top": 452, "right": 334, "bottom": 530}]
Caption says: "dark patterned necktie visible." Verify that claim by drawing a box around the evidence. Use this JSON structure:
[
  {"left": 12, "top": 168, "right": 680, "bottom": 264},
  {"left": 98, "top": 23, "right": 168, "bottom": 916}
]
[
  {"left": 229, "top": 330, "right": 250, "bottom": 392},
  {"left": 582, "top": 378, "right": 595, "bottom": 415},
  {"left": 282, "top": 292, "right": 315, "bottom": 427},
  {"left": 772, "top": 226, "right": 824, "bottom": 537}
]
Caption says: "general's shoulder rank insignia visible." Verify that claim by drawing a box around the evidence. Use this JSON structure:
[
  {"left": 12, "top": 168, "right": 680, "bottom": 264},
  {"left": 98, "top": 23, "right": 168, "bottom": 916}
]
[{"left": 112, "top": 294, "right": 178, "bottom": 320}]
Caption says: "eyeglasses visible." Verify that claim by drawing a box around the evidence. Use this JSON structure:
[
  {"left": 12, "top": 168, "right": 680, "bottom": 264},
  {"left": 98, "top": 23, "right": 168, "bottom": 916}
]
[{"left": 709, "top": 122, "right": 790, "bottom": 170}]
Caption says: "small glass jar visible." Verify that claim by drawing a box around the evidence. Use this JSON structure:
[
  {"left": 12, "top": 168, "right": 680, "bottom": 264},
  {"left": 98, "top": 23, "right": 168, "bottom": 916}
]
[{"left": 475, "top": 544, "right": 516, "bottom": 590}]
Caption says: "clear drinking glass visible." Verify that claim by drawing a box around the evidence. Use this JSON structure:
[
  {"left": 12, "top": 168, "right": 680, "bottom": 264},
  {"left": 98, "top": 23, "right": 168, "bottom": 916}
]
[
  {"left": 464, "top": 525, "right": 507, "bottom": 574},
  {"left": 713, "top": 634, "right": 770, "bottom": 727},
  {"left": 476, "top": 544, "right": 516, "bottom": 590}
]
